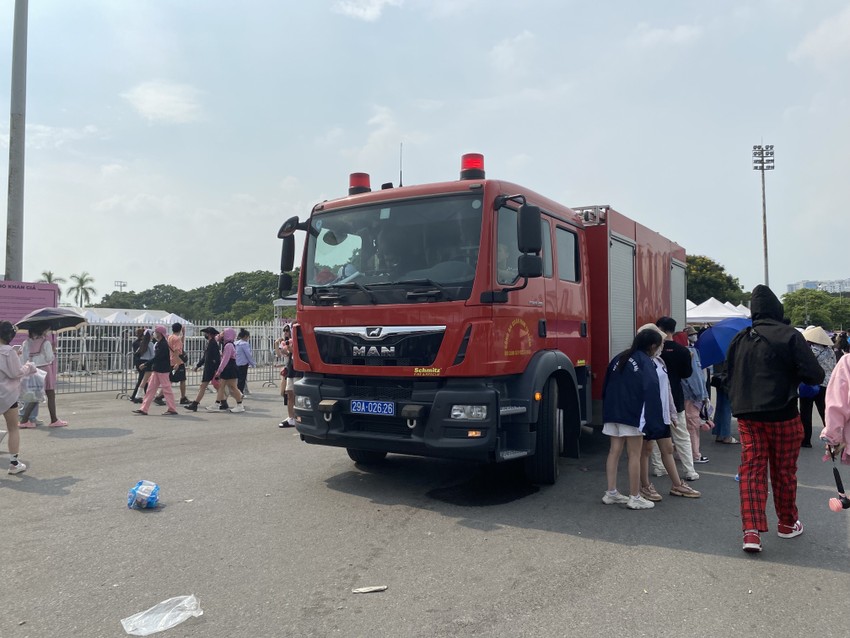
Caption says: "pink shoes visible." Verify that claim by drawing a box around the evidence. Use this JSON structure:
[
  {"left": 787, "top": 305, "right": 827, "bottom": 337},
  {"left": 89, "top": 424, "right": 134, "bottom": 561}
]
[
  {"left": 19, "top": 421, "right": 37, "bottom": 428},
  {"left": 48, "top": 420, "right": 69, "bottom": 428}
]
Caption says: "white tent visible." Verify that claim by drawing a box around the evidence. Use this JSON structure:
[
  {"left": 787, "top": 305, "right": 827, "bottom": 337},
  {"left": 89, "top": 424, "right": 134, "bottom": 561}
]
[
  {"left": 736, "top": 304, "right": 750, "bottom": 317},
  {"left": 162, "top": 312, "right": 192, "bottom": 326},
  {"left": 104, "top": 311, "right": 133, "bottom": 323},
  {"left": 134, "top": 311, "right": 164, "bottom": 325},
  {"left": 82, "top": 309, "right": 104, "bottom": 324},
  {"left": 687, "top": 297, "right": 748, "bottom": 324},
  {"left": 686, "top": 299, "right": 697, "bottom": 311}
]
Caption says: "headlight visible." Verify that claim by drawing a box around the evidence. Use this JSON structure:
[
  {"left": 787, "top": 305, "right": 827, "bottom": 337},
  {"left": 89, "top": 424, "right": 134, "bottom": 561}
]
[
  {"left": 450, "top": 405, "right": 487, "bottom": 420},
  {"left": 295, "top": 395, "right": 312, "bottom": 410}
]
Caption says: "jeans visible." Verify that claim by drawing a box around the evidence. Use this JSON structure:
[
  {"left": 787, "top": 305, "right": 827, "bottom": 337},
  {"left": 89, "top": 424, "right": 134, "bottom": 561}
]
[{"left": 713, "top": 388, "right": 732, "bottom": 439}]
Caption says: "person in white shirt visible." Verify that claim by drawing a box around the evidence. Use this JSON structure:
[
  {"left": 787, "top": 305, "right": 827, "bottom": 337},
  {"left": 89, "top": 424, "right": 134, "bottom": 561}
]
[
  {"left": 0, "top": 320, "right": 38, "bottom": 474},
  {"left": 19, "top": 326, "right": 68, "bottom": 427}
]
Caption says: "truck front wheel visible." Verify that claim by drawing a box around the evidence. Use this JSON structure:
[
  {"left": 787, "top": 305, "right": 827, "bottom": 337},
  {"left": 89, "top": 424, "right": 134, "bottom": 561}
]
[
  {"left": 346, "top": 448, "right": 388, "bottom": 465},
  {"left": 524, "top": 377, "right": 559, "bottom": 485}
]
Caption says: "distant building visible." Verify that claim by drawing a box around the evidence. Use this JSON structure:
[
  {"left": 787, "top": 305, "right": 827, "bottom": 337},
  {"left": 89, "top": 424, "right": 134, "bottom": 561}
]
[{"left": 787, "top": 279, "right": 850, "bottom": 294}]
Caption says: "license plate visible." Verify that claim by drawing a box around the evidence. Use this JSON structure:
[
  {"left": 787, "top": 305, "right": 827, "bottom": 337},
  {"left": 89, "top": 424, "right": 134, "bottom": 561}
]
[{"left": 350, "top": 400, "right": 395, "bottom": 416}]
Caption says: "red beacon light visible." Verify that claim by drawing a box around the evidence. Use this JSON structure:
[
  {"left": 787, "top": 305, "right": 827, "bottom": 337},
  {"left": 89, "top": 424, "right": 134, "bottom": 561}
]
[
  {"left": 459, "top": 153, "right": 485, "bottom": 180},
  {"left": 349, "top": 172, "right": 371, "bottom": 195}
]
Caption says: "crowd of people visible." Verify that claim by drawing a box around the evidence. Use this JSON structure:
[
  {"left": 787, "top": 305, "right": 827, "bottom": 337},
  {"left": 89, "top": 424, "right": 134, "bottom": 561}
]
[
  {"left": 601, "top": 285, "right": 850, "bottom": 554},
  {"left": 1, "top": 318, "right": 297, "bottom": 475}
]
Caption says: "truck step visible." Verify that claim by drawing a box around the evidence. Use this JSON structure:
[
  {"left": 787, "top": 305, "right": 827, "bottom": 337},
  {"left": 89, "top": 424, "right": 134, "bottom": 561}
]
[
  {"left": 499, "top": 406, "right": 527, "bottom": 416},
  {"left": 499, "top": 449, "right": 530, "bottom": 461}
]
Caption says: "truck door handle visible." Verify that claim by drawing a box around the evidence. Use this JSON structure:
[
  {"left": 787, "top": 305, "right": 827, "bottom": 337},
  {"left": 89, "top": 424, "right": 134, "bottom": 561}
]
[
  {"left": 539, "top": 319, "right": 546, "bottom": 338},
  {"left": 580, "top": 321, "right": 587, "bottom": 337}
]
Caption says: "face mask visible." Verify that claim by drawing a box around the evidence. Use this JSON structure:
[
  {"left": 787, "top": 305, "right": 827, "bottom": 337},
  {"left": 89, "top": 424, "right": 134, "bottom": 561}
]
[{"left": 688, "top": 335, "right": 697, "bottom": 344}]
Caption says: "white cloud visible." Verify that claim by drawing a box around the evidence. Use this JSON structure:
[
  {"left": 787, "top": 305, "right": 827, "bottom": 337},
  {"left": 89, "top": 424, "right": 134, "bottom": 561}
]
[
  {"left": 332, "top": 0, "right": 402, "bottom": 22},
  {"left": 0, "top": 123, "right": 100, "bottom": 150},
  {"left": 489, "top": 31, "right": 536, "bottom": 76},
  {"left": 632, "top": 22, "right": 702, "bottom": 47},
  {"left": 315, "top": 127, "right": 345, "bottom": 146},
  {"left": 122, "top": 81, "right": 203, "bottom": 124},
  {"left": 100, "top": 163, "right": 127, "bottom": 176},
  {"left": 790, "top": 4, "right": 850, "bottom": 69}
]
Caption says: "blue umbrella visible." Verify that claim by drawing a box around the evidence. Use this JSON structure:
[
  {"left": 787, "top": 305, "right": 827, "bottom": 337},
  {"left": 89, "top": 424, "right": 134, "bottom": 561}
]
[{"left": 694, "top": 317, "right": 752, "bottom": 368}]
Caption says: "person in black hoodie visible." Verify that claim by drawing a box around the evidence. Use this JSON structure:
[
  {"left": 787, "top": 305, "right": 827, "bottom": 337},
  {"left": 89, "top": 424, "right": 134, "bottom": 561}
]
[
  {"left": 724, "top": 284, "right": 824, "bottom": 553},
  {"left": 183, "top": 327, "right": 221, "bottom": 412}
]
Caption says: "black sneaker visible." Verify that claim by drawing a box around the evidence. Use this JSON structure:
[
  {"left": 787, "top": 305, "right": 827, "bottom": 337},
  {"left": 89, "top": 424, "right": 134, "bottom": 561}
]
[
  {"left": 183, "top": 402, "right": 198, "bottom": 412},
  {"left": 220, "top": 401, "right": 230, "bottom": 410},
  {"left": 153, "top": 397, "right": 166, "bottom": 406},
  {"left": 179, "top": 396, "right": 190, "bottom": 405}
]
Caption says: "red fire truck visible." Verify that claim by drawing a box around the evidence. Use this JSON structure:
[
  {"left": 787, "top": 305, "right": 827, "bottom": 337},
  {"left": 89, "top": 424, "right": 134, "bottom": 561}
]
[{"left": 276, "top": 154, "right": 686, "bottom": 484}]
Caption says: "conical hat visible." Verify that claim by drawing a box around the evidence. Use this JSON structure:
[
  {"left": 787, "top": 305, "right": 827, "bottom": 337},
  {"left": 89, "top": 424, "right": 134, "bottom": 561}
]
[{"left": 802, "top": 326, "right": 832, "bottom": 347}]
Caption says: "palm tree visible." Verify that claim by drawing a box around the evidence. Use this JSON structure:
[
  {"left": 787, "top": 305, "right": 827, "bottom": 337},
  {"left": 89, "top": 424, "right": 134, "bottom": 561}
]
[
  {"left": 68, "top": 271, "right": 97, "bottom": 307},
  {"left": 38, "top": 270, "right": 67, "bottom": 301}
]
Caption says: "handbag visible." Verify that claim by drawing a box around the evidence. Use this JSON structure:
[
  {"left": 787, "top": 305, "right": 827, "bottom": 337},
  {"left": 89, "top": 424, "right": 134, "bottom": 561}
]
[
  {"left": 179, "top": 352, "right": 188, "bottom": 363},
  {"left": 20, "top": 368, "right": 47, "bottom": 403}
]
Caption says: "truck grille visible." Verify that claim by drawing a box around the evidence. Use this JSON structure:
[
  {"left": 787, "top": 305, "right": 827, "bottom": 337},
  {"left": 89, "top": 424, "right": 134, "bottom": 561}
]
[{"left": 315, "top": 329, "right": 444, "bottom": 367}]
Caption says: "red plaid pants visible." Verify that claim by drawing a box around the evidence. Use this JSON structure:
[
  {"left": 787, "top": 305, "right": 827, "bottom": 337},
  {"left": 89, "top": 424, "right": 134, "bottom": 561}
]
[{"left": 738, "top": 416, "right": 803, "bottom": 532}]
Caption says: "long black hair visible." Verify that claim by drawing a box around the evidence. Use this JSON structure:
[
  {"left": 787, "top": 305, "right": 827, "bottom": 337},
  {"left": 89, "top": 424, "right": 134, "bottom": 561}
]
[
  {"left": 0, "top": 320, "right": 16, "bottom": 344},
  {"left": 615, "top": 329, "right": 663, "bottom": 372},
  {"left": 135, "top": 330, "right": 152, "bottom": 356}
]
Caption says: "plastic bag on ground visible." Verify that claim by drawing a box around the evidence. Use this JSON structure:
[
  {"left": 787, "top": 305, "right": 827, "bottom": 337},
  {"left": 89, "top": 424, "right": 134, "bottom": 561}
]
[
  {"left": 127, "top": 480, "right": 160, "bottom": 509},
  {"left": 121, "top": 594, "right": 203, "bottom": 636}
]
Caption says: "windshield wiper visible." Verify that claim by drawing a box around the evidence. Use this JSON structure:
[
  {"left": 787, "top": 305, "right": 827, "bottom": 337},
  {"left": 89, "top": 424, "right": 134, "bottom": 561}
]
[
  {"left": 395, "top": 279, "right": 453, "bottom": 301},
  {"left": 328, "top": 282, "right": 379, "bottom": 304}
]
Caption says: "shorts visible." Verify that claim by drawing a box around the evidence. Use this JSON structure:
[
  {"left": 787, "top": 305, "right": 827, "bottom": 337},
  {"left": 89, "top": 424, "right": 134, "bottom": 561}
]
[
  {"left": 603, "top": 422, "right": 643, "bottom": 437},
  {"left": 169, "top": 365, "right": 186, "bottom": 383},
  {"left": 642, "top": 423, "right": 672, "bottom": 441},
  {"left": 220, "top": 359, "right": 239, "bottom": 380}
]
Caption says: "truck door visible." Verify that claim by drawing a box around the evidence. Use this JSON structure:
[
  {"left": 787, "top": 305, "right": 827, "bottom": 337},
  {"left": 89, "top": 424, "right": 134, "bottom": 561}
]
[{"left": 609, "top": 234, "right": 636, "bottom": 357}]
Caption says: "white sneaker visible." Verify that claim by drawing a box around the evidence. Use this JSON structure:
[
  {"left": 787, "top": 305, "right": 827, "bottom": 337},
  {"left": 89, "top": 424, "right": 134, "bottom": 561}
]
[
  {"left": 230, "top": 404, "right": 245, "bottom": 413},
  {"left": 205, "top": 403, "right": 223, "bottom": 412},
  {"left": 627, "top": 495, "right": 655, "bottom": 510},
  {"left": 602, "top": 490, "right": 630, "bottom": 505},
  {"left": 8, "top": 461, "right": 27, "bottom": 475},
  {"left": 683, "top": 472, "right": 700, "bottom": 481}
]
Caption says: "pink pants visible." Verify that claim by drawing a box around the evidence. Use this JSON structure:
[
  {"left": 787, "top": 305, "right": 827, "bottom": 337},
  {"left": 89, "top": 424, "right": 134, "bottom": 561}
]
[
  {"left": 141, "top": 372, "right": 177, "bottom": 412},
  {"left": 684, "top": 400, "right": 703, "bottom": 459}
]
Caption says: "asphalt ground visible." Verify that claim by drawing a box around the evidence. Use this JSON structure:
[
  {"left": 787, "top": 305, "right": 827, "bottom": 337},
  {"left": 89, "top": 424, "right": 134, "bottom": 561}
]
[{"left": 1, "top": 386, "right": 846, "bottom": 638}]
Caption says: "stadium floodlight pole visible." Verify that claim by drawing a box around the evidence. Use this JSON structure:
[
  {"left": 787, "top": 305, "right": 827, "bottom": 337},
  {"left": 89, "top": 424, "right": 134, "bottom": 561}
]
[
  {"left": 752, "top": 143, "right": 774, "bottom": 288},
  {"left": 4, "top": 0, "right": 28, "bottom": 282},
  {"left": 114, "top": 280, "right": 127, "bottom": 292}
]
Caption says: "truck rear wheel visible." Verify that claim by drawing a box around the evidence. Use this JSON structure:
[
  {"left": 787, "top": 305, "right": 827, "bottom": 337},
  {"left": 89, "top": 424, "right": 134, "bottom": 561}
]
[
  {"left": 346, "top": 448, "right": 388, "bottom": 465},
  {"left": 524, "top": 377, "right": 559, "bottom": 485}
]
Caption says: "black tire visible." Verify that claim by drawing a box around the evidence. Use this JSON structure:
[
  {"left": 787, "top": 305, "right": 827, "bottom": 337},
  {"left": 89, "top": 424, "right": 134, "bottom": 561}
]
[
  {"left": 346, "top": 448, "right": 388, "bottom": 465},
  {"left": 524, "top": 377, "right": 559, "bottom": 485}
]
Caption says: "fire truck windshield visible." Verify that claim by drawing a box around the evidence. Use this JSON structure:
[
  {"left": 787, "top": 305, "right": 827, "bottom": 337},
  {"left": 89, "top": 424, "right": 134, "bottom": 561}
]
[{"left": 303, "top": 194, "right": 482, "bottom": 305}]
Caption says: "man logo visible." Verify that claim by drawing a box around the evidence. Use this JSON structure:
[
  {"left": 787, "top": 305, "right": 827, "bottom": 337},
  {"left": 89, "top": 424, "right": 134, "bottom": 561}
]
[{"left": 366, "top": 327, "right": 383, "bottom": 338}]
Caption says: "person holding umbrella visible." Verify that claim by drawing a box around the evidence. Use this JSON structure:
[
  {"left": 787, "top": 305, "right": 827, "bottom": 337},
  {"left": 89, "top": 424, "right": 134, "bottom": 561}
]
[
  {"left": 18, "top": 326, "right": 68, "bottom": 427},
  {"left": 0, "top": 320, "right": 38, "bottom": 474}
]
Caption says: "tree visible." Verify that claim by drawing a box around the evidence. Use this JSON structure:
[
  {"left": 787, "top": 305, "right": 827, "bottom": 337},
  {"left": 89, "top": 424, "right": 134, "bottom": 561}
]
[
  {"left": 68, "top": 271, "right": 97, "bottom": 307},
  {"left": 686, "top": 255, "right": 745, "bottom": 304},
  {"left": 781, "top": 289, "right": 834, "bottom": 328},
  {"left": 38, "top": 270, "right": 67, "bottom": 300},
  {"left": 828, "top": 297, "right": 850, "bottom": 331}
]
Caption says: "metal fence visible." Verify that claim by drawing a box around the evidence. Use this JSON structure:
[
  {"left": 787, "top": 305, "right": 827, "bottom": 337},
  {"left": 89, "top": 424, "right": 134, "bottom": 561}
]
[{"left": 52, "top": 321, "right": 287, "bottom": 397}]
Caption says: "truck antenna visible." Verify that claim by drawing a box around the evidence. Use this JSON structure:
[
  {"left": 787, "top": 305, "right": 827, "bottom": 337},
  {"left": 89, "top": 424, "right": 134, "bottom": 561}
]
[{"left": 399, "top": 142, "right": 403, "bottom": 187}]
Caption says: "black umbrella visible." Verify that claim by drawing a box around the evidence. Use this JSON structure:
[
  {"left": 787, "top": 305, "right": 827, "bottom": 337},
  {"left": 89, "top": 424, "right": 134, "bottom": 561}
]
[{"left": 15, "top": 307, "right": 87, "bottom": 332}]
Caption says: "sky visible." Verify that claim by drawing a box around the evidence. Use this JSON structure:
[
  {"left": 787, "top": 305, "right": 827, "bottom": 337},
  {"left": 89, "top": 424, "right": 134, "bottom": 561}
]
[{"left": 2, "top": 0, "right": 850, "bottom": 301}]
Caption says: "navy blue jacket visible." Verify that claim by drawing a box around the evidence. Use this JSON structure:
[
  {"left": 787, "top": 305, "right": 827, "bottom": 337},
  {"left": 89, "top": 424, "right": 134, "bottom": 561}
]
[{"left": 602, "top": 349, "right": 665, "bottom": 438}]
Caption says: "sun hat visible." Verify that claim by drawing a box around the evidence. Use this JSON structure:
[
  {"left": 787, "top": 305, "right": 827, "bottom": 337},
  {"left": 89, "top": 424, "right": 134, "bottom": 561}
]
[
  {"left": 200, "top": 326, "right": 220, "bottom": 336},
  {"left": 802, "top": 326, "right": 832, "bottom": 347},
  {"left": 154, "top": 325, "right": 168, "bottom": 337},
  {"left": 637, "top": 323, "right": 668, "bottom": 339},
  {"left": 684, "top": 326, "right": 698, "bottom": 336}
]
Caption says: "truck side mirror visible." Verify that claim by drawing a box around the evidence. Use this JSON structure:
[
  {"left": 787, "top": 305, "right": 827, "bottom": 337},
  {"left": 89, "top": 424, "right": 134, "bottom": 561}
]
[
  {"left": 517, "top": 204, "right": 542, "bottom": 254},
  {"left": 517, "top": 254, "right": 543, "bottom": 278},
  {"left": 278, "top": 272, "right": 293, "bottom": 299},
  {"left": 280, "top": 235, "right": 295, "bottom": 272}
]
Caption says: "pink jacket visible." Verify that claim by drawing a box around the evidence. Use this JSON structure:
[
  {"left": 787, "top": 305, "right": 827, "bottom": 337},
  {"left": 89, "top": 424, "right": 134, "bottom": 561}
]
[{"left": 823, "top": 353, "right": 850, "bottom": 464}]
